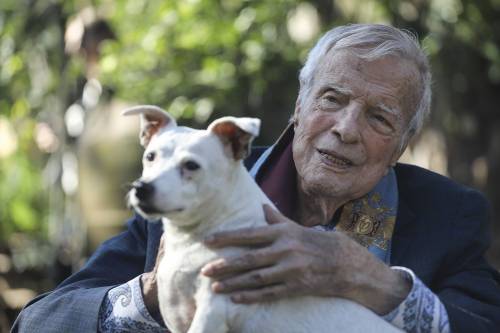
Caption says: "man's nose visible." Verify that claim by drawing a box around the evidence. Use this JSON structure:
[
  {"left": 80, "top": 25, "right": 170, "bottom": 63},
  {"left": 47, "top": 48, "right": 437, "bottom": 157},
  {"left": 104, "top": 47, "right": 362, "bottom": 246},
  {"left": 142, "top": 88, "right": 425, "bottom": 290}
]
[
  {"left": 132, "top": 180, "right": 155, "bottom": 201},
  {"left": 330, "top": 103, "right": 362, "bottom": 144}
]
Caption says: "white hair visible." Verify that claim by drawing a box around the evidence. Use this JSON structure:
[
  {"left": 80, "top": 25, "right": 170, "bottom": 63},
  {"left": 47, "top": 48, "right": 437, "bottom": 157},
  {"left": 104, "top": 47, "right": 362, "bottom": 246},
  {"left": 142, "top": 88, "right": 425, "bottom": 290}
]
[{"left": 298, "top": 23, "right": 432, "bottom": 150}]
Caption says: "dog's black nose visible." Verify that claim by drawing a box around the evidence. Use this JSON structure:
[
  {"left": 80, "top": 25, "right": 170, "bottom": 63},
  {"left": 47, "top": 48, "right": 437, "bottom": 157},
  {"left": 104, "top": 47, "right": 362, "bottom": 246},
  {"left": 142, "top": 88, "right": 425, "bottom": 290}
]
[{"left": 132, "top": 180, "right": 154, "bottom": 201}]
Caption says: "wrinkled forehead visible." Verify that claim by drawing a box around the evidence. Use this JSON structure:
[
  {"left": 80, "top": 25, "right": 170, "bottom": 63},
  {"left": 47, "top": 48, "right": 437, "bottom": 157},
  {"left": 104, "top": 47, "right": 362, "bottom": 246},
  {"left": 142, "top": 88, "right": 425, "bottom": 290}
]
[
  {"left": 318, "top": 49, "right": 421, "bottom": 119},
  {"left": 319, "top": 48, "right": 420, "bottom": 85}
]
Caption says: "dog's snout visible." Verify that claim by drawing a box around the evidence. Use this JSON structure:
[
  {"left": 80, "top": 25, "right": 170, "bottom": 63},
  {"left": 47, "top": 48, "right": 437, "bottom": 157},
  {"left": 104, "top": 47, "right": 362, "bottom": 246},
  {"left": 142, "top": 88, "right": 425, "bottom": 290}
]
[{"left": 132, "top": 180, "right": 154, "bottom": 201}]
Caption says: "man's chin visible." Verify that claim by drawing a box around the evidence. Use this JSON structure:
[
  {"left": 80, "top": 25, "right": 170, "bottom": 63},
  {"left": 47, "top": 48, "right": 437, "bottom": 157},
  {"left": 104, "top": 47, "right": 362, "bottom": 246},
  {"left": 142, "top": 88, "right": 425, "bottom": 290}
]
[
  {"left": 316, "top": 157, "right": 354, "bottom": 174},
  {"left": 301, "top": 172, "right": 351, "bottom": 197}
]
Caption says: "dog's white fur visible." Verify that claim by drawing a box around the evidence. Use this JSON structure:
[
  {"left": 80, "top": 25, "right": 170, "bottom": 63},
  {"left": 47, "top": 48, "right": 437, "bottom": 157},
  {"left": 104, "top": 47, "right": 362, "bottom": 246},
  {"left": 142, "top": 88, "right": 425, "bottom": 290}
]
[{"left": 125, "top": 105, "right": 402, "bottom": 333}]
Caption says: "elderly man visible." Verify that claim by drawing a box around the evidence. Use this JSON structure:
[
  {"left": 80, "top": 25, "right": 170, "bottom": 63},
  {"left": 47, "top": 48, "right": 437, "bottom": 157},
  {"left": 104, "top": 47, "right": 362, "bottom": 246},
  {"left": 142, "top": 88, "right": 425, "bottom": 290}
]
[{"left": 13, "top": 24, "right": 500, "bottom": 333}]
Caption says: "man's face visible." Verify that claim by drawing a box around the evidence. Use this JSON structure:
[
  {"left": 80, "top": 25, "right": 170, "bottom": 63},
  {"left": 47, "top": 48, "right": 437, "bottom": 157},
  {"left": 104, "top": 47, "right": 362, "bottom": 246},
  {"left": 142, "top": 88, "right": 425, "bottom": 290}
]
[{"left": 292, "top": 49, "right": 420, "bottom": 201}]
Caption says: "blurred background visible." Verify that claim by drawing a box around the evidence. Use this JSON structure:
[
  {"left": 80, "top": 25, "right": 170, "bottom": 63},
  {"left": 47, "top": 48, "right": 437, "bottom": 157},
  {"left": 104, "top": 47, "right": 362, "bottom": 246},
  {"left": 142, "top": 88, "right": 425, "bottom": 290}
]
[{"left": 1, "top": 0, "right": 499, "bottom": 330}]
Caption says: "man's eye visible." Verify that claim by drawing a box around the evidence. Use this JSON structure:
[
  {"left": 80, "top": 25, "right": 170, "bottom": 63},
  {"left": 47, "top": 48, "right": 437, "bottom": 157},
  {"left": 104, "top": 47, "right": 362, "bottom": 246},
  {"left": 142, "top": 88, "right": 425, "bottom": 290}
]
[
  {"left": 183, "top": 160, "right": 200, "bottom": 171},
  {"left": 369, "top": 113, "right": 396, "bottom": 135},
  {"left": 324, "top": 95, "right": 339, "bottom": 103},
  {"left": 373, "top": 114, "right": 389, "bottom": 124},
  {"left": 145, "top": 152, "right": 156, "bottom": 162}
]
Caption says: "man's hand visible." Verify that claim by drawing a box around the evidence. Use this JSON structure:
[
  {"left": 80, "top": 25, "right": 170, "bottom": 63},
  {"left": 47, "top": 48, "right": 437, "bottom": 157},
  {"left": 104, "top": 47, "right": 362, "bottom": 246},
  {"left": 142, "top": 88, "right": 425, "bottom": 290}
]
[
  {"left": 141, "top": 234, "right": 165, "bottom": 317},
  {"left": 201, "top": 205, "right": 411, "bottom": 315}
]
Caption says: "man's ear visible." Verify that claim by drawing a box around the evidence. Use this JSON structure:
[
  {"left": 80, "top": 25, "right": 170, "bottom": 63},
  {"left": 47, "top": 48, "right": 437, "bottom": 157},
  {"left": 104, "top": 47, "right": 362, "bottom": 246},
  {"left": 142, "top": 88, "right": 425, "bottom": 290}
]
[
  {"left": 389, "top": 140, "right": 409, "bottom": 168},
  {"left": 122, "top": 105, "right": 177, "bottom": 147},
  {"left": 208, "top": 117, "right": 260, "bottom": 160}
]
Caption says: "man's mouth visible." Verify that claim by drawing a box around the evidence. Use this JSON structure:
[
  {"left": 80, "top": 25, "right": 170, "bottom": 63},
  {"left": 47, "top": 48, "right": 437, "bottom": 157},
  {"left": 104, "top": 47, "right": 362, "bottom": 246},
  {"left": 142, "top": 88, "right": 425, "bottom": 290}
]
[{"left": 317, "top": 149, "right": 354, "bottom": 168}]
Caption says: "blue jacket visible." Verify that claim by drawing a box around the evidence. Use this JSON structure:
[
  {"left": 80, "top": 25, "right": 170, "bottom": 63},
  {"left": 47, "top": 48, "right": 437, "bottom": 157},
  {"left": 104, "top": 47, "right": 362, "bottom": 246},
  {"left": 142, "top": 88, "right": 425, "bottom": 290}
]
[{"left": 12, "top": 148, "right": 500, "bottom": 332}]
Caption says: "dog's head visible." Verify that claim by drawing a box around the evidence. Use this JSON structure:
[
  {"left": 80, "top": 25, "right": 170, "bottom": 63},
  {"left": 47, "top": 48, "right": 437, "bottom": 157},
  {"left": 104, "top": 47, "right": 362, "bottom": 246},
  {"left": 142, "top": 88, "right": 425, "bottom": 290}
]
[{"left": 123, "top": 105, "right": 260, "bottom": 227}]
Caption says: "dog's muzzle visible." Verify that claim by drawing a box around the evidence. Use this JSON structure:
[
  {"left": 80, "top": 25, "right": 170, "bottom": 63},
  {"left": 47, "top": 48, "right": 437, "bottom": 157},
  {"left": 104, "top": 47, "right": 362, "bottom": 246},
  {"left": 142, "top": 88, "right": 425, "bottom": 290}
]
[
  {"left": 131, "top": 180, "right": 163, "bottom": 215},
  {"left": 132, "top": 180, "right": 154, "bottom": 201}
]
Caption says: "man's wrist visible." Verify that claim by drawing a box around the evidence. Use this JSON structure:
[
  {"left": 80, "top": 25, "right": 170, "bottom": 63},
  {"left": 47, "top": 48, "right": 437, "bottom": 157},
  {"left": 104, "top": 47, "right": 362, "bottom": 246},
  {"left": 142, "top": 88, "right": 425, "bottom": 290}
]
[
  {"left": 381, "top": 267, "right": 413, "bottom": 313},
  {"left": 382, "top": 266, "right": 450, "bottom": 333},
  {"left": 99, "top": 276, "right": 167, "bottom": 332},
  {"left": 351, "top": 262, "right": 412, "bottom": 315},
  {"left": 140, "top": 272, "right": 164, "bottom": 325}
]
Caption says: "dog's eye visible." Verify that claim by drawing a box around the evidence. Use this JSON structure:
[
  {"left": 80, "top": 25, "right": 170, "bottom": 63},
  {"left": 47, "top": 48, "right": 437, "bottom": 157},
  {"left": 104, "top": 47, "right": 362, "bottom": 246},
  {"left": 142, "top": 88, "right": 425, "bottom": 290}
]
[
  {"left": 183, "top": 160, "right": 200, "bottom": 171},
  {"left": 145, "top": 152, "right": 156, "bottom": 162}
]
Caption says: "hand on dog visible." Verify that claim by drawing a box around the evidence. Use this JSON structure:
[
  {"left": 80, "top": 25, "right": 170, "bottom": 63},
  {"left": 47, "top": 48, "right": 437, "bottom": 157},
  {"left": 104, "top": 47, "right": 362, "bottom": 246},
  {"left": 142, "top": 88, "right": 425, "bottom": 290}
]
[
  {"left": 141, "top": 233, "right": 166, "bottom": 319},
  {"left": 201, "top": 205, "right": 411, "bottom": 315}
]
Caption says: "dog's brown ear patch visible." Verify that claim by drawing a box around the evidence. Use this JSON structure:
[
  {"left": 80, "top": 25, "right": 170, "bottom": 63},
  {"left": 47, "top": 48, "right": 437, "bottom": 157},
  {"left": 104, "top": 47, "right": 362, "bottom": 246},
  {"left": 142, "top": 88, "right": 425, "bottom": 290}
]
[
  {"left": 140, "top": 114, "right": 168, "bottom": 147},
  {"left": 208, "top": 117, "right": 260, "bottom": 160},
  {"left": 122, "top": 105, "right": 177, "bottom": 147}
]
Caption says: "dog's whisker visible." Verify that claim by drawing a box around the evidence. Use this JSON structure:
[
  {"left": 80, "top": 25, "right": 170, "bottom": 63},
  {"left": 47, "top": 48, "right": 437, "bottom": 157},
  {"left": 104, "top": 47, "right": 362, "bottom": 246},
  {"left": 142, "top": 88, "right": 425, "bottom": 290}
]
[{"left": 123, "top": 190, "right": 136, "bottom": 211}]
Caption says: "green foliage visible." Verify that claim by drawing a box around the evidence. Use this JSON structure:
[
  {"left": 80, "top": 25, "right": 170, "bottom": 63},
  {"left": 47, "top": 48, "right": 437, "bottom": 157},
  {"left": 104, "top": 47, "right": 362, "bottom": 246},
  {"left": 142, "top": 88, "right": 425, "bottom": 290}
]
[
  {"left": 0, "top": 0, "right": 72, "bottom": 241},
  {"left": 1, "top": 0, "right": 500, "bottom": 262},
  {"left": 0, "top": 0, "right": 311, "bottom": 244},
  {"left": 98, "top": 0, "right": 304, "bottom": 125}
]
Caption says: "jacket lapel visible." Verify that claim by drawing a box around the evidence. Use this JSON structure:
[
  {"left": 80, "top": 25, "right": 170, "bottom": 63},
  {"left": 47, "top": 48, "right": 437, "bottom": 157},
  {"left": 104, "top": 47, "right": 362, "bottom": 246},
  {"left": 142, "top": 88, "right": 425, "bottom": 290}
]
[{"left": 390, "top": 198, "right": 418, "bottom": 266}]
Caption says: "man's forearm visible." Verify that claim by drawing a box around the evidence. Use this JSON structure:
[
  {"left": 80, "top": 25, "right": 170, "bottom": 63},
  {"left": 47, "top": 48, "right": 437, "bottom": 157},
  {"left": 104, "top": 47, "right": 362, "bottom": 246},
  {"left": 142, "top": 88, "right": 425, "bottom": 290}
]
[
  {"left": 13, "top": 285, "right": 112, "bottom": 332},
  {"left": 384, "top": 267, "right": 450, "bottom": 333},
  {"left": 98, "top": 276, "right": 168, "bottom": 333},
  {"left": 355, "top": 264, "right": 411, "bottom": 315},
  {"left": 345, "top": 259, "right": 450, "bottom": 333}
]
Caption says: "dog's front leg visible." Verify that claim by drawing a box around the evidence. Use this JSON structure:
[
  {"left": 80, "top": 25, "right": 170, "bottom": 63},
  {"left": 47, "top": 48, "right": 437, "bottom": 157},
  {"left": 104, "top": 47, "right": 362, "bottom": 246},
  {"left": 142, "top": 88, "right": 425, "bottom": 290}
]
[{"left": 187, "top": 283, "right": 229, "bottom": 333}]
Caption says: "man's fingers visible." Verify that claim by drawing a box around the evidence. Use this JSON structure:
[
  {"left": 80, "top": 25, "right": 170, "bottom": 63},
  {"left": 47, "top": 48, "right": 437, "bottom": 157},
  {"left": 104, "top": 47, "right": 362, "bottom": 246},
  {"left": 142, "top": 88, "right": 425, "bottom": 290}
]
[
  {"left": 154, "top": 233, "right": 166, "bottom": 269},
  {"left": 211, "top": 266, "right": 284, "bottom": 293},
  {"left": 263, "top": 204, "right": 288, "bottom": 225},
  {"left": 204, "top": 225, "right": 276, "bottom": 247},
  {"left": 201, "top": 248, "right": 278, "bottom": 277},
  {"left": 230, "top": 284, "right": 289, "bottom": 304}
]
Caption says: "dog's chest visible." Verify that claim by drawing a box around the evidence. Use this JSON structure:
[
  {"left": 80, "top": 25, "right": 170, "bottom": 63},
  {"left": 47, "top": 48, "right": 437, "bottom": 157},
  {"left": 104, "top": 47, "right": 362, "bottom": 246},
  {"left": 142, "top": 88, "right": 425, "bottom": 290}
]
[
  {"left": 157, "top": 242, "right": 217, "bottom": 332},
  {"left": 160, "top": 244, "right": 209, "bottom": 292}
]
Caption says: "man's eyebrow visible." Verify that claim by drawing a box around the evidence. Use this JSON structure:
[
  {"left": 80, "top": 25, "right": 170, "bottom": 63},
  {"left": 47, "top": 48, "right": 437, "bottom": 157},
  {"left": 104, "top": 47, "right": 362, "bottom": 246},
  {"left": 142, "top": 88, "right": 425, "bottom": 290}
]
[{"left": 322, "top": 85, "right": 353, "bottom": 96}]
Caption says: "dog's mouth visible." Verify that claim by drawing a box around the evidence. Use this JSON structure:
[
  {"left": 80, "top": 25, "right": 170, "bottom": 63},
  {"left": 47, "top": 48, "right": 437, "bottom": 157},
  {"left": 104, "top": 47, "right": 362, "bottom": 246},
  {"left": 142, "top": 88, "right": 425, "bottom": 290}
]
[
  {"left": 135, "top": 202, "right": 185, "bottom": 218},
  {"left": 138, "top": 202, "right": 163, "bottom": 215},
  {"left": 126, "top": 188, "right": 185, "bottom": 218}
]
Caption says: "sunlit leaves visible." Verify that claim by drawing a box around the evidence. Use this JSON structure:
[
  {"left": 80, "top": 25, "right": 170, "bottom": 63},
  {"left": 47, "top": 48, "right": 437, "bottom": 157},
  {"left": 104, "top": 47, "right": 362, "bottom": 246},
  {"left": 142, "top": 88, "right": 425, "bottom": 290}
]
[
  {"left": 97, "top": 0, "right": 303, "bottom": 123},
  {"left": 0, "top": 0, "right": 68, "bottom": 242},
  {"left": 2, "top": 0, "right": 500, "bottom": 252},
  {"left": 0, "top": 153, "right": 47, "bottom": 238}
]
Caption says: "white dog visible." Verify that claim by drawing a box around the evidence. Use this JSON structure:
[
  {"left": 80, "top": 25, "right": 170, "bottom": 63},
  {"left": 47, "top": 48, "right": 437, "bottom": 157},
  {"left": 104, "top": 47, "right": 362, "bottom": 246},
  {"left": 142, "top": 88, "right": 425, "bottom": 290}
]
[{"left": 124, "top": 105, "right": 402, "bottom": 333}]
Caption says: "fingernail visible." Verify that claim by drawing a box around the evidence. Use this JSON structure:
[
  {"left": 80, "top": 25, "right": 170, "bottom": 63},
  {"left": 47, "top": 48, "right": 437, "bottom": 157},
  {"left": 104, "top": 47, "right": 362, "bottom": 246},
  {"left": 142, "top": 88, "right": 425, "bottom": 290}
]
[
  {"left": 201, "top": 266, "right": 212, "bottom": 275},
  {"left": 212, "top": 282, "right": 224, "bottom": 292}
]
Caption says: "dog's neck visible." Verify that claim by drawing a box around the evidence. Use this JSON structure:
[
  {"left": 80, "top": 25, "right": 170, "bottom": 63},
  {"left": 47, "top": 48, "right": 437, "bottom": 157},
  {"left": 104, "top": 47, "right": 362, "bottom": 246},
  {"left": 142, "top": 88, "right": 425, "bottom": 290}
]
[{"left": 162, "top": 163, "right": 270, "bottom": 241}]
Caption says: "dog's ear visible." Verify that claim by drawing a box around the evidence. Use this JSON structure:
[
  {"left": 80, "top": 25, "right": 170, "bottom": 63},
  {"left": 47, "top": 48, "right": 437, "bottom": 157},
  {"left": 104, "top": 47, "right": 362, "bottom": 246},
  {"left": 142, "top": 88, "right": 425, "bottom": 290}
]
[
  {"left": 208, "top": 117, "right": 260, "bottom": 160},
  {"left": 122, "top": 105, "right": 177, "bottom": 147}
]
